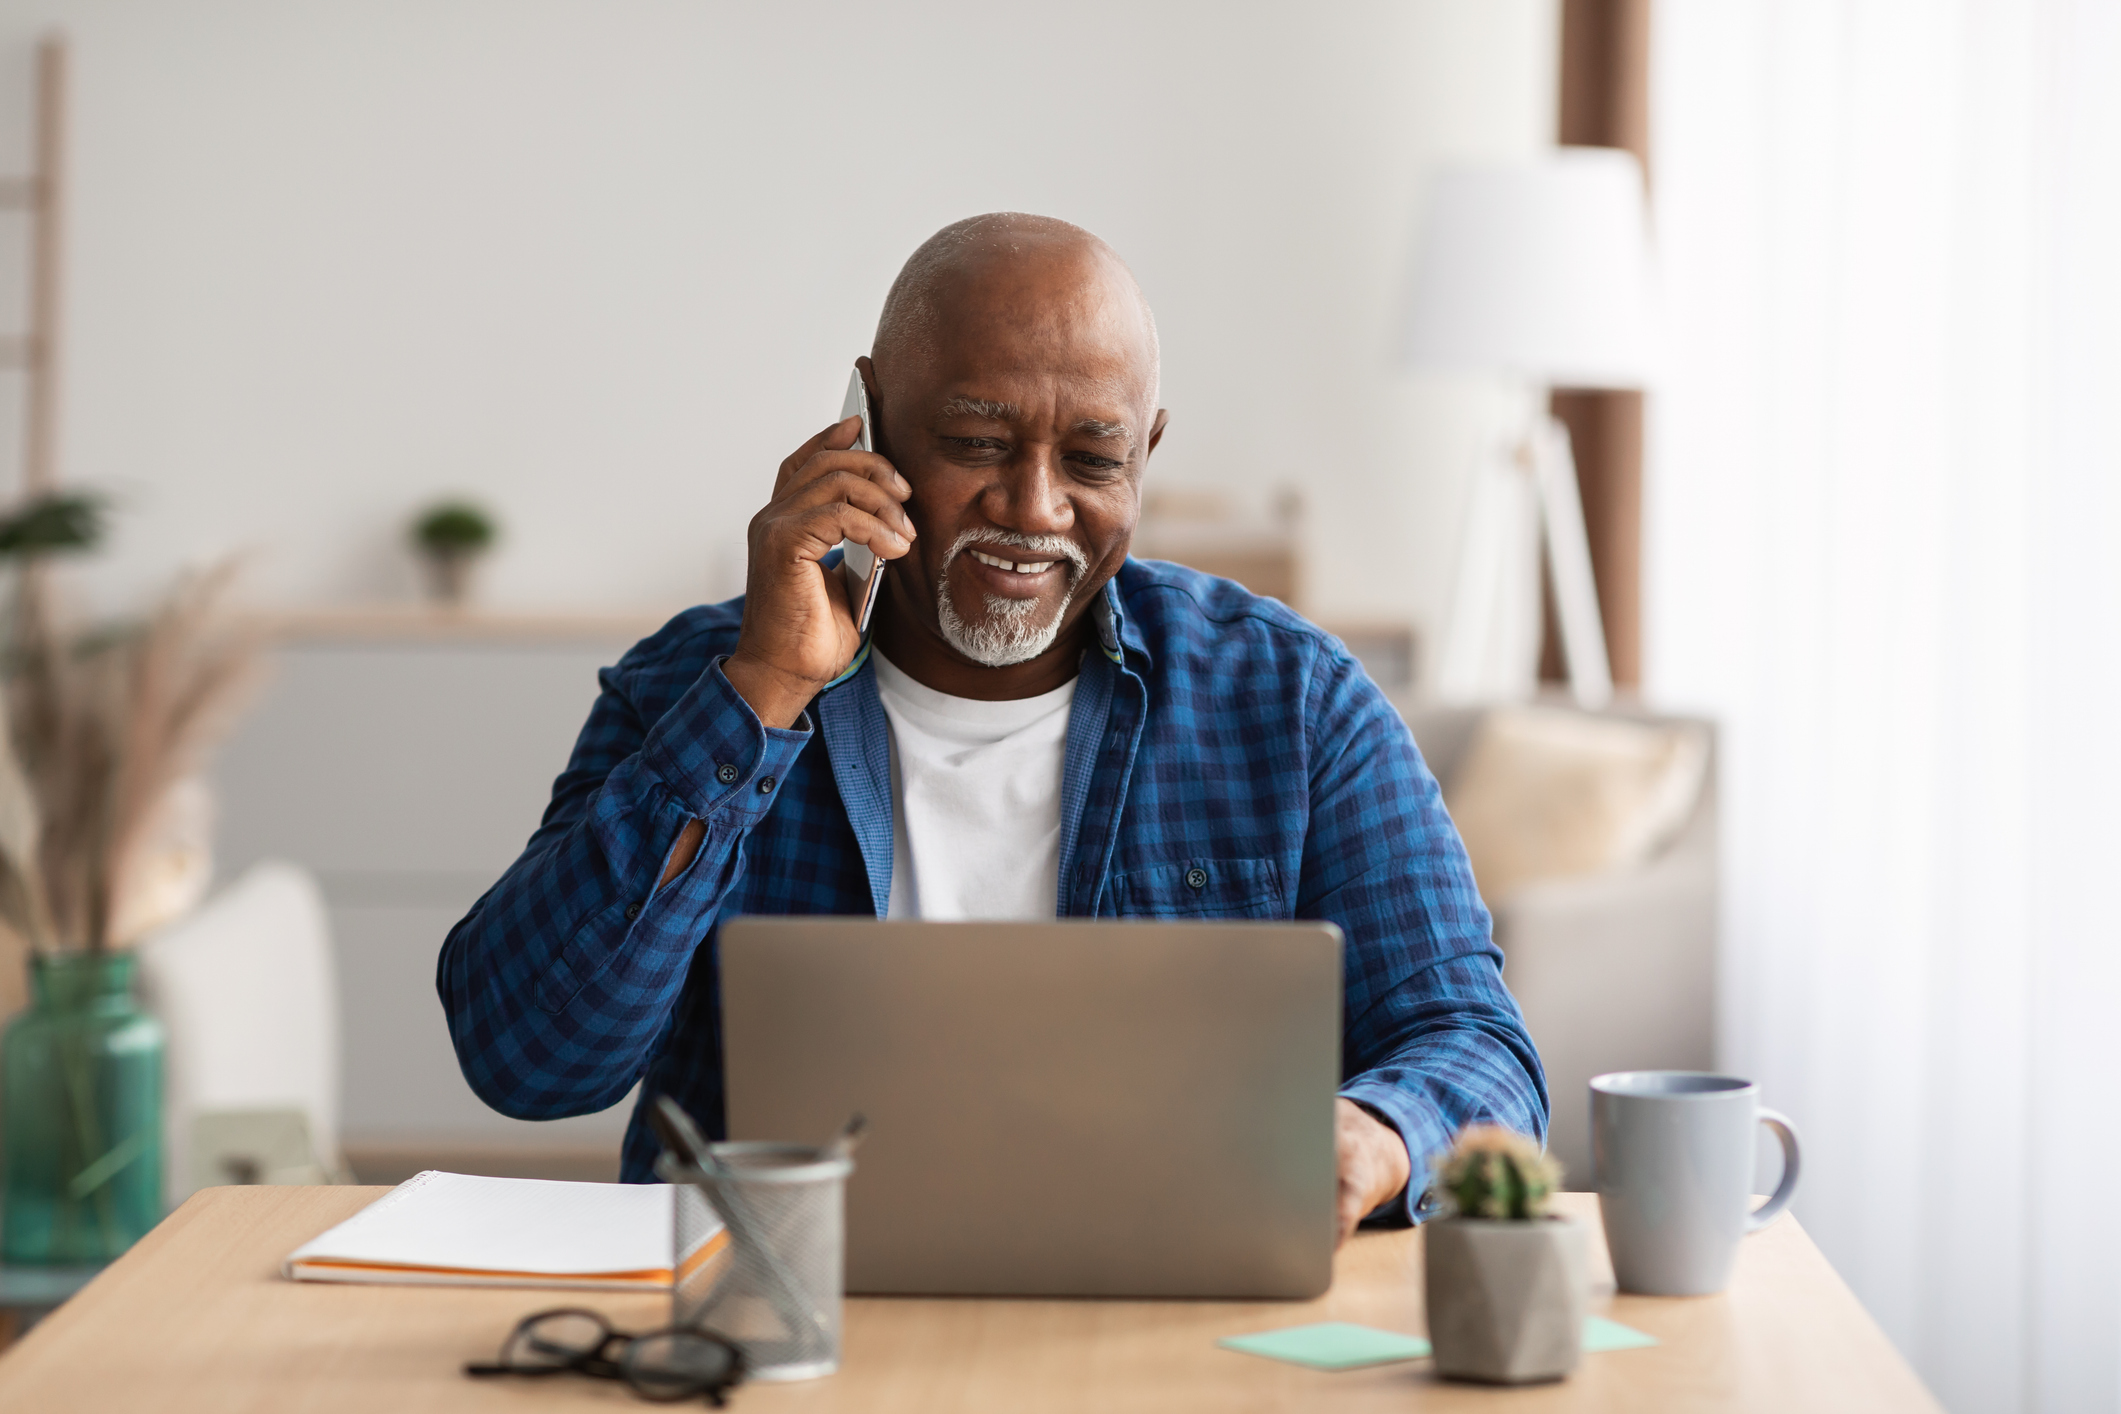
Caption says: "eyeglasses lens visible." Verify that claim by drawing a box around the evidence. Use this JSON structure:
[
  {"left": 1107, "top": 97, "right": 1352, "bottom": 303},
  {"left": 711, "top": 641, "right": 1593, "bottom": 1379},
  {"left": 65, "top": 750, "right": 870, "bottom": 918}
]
[
  {"left": 507, "top": 1311, "right": 610, "bottom": 1369},
  {"left": 623, "top": 1330, "right": 739, "bottom": 1400}
]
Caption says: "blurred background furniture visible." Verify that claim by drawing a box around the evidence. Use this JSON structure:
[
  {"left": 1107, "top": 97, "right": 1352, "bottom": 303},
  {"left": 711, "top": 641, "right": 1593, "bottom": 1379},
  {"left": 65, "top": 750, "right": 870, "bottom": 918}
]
[
  {"left": 1395, "top": 697, "right": 1716, "bottom": 1187},
  {"left": 1133, "top": 488, "right": 1419, "bottom": 693},
  {"left": 1401, "top": 148, "right": 1658, "bottom": 709},
  {"left": 209, "top": 611, "right": 665, "bottom": 1183},
  {"left": 0, "top": 36, "right": 67, "bottom": 497},
  {"left": 135, "top": 861, "right": 345, "bottom": 1202},
  {"left": 0, "top": 1263, "right": 97, "bottom": 1349},
  {"left": 1132, "top": 487, "right": 1304, "bottom": 605}
]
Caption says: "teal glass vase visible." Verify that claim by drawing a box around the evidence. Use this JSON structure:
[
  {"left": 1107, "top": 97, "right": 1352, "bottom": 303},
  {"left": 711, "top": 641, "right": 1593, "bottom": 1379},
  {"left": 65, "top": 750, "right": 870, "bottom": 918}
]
[{"left": 2, "top": 953, "right": 166, "bottom": 1264}]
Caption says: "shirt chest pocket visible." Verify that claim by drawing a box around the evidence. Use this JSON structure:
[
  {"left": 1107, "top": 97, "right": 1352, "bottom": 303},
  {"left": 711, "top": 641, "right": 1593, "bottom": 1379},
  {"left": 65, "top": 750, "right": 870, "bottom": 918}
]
[{"left": 1111, "top": 857, "right": 1287, "bottom": 920}]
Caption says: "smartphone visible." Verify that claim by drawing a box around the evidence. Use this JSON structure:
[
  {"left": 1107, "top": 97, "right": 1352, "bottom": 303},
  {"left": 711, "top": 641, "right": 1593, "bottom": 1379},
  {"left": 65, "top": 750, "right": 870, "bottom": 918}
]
[{"left": 838, "top": 367, "right": 888, "bottom": 636}]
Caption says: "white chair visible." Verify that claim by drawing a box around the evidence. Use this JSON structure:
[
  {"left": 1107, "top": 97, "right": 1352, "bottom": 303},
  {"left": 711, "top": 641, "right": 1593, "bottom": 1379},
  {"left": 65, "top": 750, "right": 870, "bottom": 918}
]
[{"left": 135, "top": 861, "right": 343, "bottom": 1202}]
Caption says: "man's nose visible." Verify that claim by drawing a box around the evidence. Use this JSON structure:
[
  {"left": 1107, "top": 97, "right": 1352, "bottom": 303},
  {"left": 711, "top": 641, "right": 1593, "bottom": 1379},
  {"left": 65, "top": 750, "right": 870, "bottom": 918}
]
[{"left": 981, "top": 447, "right": 1074, "bottom": 536}]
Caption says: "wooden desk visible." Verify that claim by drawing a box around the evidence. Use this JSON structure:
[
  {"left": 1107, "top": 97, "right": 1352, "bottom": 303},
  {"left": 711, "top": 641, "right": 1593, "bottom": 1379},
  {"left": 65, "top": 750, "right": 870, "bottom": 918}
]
[{"left": 0, "top": 1187, "right": 1938, "bottom": 1412}]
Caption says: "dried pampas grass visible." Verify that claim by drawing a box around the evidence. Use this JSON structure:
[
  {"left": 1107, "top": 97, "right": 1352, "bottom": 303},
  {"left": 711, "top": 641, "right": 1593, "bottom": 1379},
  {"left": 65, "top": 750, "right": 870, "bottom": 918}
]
[{"left": 0, "top": 560, "right": 263, "bottom": 957}]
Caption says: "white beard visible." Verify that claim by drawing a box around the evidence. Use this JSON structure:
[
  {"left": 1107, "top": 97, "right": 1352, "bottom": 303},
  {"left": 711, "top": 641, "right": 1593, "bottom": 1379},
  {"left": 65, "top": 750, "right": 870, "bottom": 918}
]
[{"left": 934, "top": 531, "right": 1087, "bottom": 668}]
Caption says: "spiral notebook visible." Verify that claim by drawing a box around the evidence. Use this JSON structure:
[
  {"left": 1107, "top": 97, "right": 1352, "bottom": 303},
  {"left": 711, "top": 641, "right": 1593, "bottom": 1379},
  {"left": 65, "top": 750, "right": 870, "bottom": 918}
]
[{"left": 283, "top": 1170, "right": 726, "bottom": 1291}]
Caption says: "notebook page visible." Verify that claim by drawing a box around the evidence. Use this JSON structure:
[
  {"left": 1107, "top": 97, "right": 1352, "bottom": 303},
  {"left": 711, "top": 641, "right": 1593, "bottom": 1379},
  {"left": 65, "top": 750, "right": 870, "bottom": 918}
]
[{"left": 284, "top": 1171, "right": 678, "bottom": 1277}]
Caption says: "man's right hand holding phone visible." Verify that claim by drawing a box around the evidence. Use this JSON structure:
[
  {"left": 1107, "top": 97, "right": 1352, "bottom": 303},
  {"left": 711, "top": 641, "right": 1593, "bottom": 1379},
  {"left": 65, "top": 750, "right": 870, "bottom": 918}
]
[{"left": 722, "top": 412, "right": 915, "bottom": 731}]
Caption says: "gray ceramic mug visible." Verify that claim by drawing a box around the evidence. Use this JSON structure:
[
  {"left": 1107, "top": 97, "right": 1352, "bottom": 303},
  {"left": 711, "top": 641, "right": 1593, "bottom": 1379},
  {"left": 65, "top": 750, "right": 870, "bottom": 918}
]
[{"left": 1590, "top": 1071, "right": 1801, "bottom": 1296}]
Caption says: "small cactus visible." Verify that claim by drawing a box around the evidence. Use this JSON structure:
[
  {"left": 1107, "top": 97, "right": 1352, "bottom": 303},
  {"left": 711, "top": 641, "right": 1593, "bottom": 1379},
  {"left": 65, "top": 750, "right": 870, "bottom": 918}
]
[{"left": 1433, "top": 1125, "right": 1562, "bottom": 1220}]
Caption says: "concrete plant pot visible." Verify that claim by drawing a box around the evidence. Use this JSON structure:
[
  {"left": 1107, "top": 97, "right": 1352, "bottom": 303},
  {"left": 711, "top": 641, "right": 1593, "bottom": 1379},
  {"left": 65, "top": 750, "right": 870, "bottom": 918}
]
[
  {"left": 420, "top": 549, "right": 480, "bottom": 606},
  {"left": 1424, "top": 1216, "right": 1588, "bottom": 1384}
]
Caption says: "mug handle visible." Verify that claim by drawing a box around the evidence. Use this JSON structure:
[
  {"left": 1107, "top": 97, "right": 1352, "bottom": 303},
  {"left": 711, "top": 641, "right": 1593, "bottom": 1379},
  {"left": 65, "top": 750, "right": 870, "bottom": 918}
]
[{"left": 1747, "top": 1108, "right": 1803, "bottom": 1232}]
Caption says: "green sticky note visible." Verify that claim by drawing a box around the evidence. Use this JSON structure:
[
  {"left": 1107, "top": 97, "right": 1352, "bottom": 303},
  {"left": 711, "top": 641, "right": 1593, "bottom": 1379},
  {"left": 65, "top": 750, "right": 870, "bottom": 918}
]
[
  {"left": 1217, "top": 1322, "right": 1433, "bottom": 1370},
  {"left": 1219, "top": 1316, "right": 1653, "bottom": 1371},
  {"left": 1583, "top": 1316, "right": 1658, "bottom": 1352}
]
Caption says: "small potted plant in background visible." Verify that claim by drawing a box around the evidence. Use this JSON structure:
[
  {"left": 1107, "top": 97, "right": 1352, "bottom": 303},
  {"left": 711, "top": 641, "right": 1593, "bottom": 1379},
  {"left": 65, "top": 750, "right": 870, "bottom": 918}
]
[
  {"left": 410, "top": 500, "right": 496, "bottom": 607},
  {"left": 1423, "top": 1125, "right": 1586, "bottom": 1384}
]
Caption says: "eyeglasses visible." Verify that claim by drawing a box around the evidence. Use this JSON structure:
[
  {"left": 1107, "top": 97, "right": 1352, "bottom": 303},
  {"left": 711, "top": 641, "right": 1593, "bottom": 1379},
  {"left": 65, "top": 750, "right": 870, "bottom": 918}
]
[{"left": 465, "top": 1307, "right": 747, "bottom": 1405}]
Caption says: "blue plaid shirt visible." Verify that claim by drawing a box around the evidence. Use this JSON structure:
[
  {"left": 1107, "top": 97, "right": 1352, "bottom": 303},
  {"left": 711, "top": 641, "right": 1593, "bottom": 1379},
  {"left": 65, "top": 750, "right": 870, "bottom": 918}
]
[{"left": 437, "top": 558, "right": 1546, "bottom": 1218}]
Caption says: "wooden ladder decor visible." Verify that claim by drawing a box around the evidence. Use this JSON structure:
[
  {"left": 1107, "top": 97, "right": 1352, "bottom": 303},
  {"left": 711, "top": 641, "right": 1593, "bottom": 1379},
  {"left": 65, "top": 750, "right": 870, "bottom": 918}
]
[{"left": 0, "top": 35, "right": 68, "bottom": 495}]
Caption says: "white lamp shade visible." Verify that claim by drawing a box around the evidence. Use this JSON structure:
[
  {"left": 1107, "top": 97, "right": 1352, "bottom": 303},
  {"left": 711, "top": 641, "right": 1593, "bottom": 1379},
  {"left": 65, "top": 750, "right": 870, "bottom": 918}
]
[{"left": 1401, "top": 147, "right": 1658, "bottom": 389}]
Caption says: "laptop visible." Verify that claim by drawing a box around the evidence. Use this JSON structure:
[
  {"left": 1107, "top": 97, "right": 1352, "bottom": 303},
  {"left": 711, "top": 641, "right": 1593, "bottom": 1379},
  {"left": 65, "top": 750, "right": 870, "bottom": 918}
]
[{"left": 719, "top": 917, "right": 1343, "bottom": 1300}]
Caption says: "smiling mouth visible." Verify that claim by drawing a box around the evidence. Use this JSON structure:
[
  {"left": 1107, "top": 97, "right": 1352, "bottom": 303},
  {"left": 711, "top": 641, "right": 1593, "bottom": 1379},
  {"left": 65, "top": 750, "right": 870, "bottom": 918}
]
[{"left": 968, "top": 549, "right": 1062, "bottom": 577}]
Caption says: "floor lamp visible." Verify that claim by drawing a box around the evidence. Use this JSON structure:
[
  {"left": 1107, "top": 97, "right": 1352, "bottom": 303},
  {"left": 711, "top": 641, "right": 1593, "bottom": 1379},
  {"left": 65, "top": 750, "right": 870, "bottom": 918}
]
[{"left": 1402, "top": 148, "right": 1658, "bottom": 709}]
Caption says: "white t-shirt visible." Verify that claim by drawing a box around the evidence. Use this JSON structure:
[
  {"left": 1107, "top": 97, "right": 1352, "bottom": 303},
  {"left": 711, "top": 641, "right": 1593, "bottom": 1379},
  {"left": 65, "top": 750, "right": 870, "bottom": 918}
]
[{"left": 872, "top": 649, "right": 1077, "bottom": 921}]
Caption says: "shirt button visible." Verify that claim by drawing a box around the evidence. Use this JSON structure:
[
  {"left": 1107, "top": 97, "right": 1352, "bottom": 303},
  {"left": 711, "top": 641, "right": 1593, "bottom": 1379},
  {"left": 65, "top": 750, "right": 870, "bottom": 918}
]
[
  {"left": 715, "top": 763, "right": 739, "bottom": 785},
  {"left": 757, "top": 775, "right": 777, "bottom": 795},
  {"left": 624, "top": 902, "right": 642, "bottom": 921},
  {"left": 1184, "top": 867, "right": 1209, "bottom": 890}
]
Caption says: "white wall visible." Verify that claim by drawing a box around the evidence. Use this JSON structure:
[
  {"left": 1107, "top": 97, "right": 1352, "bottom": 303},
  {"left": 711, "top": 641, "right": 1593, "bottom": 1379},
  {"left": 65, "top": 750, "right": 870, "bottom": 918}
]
[{"left": 0, "top": 0, "right": 1556, "bottom": 640}]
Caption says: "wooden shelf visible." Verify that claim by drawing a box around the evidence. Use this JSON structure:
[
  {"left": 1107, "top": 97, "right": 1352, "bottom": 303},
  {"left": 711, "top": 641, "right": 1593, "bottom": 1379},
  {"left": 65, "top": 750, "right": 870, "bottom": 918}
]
[
  {"left": 252, "top": 605, "right": 680, "bottom": 646},
  {"left": 250, "top": 606, "right": 1418, "bottom": 689}
]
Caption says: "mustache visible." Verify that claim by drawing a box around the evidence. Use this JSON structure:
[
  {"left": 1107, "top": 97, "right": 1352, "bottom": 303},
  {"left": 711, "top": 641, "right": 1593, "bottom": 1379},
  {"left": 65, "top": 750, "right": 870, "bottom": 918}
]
[{"left": 939, "top": 530, "right": 1090, "bottom": 582}]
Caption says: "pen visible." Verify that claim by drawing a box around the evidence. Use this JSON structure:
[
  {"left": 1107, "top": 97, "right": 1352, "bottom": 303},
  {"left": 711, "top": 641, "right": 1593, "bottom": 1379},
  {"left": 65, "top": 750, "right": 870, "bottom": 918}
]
[{"left": 651, "top": 1097, "right": 830, "bottom": 1350}]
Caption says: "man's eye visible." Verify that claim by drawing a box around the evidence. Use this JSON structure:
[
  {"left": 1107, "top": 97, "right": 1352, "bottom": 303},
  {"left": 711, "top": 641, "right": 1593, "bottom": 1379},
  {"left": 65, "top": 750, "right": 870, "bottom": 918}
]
[
  {"left": 942, "top": 436, "right": 1006, "bottom": 454},
  {"left": 1069, "top": 455, "right": 1124, "bottom": 474}
]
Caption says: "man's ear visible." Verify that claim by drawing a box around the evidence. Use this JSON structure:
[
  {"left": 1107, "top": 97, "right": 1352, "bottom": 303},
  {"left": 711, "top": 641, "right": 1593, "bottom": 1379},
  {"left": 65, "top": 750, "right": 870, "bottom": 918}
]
[{"left": 1146, "top": 408, "right": 1170, "bottom": 459}]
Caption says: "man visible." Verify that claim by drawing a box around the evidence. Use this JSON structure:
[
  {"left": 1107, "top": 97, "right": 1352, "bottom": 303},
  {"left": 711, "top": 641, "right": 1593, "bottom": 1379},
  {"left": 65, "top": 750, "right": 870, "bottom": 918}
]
[{"left": 438, "top": 213, "right": 1546, "bottom": 1240}]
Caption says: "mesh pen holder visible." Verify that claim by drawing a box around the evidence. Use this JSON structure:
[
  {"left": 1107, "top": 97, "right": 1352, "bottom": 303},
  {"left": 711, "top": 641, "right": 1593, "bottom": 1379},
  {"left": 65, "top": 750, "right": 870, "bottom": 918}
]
[{"left": 659, "top": 1143, "right": 853, "bottom": 1382}]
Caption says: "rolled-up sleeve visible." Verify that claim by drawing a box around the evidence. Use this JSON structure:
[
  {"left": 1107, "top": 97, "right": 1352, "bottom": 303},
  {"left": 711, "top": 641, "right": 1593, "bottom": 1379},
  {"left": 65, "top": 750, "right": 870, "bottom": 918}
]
[
  {"left": 436, "top": 653, "right": 810, "bottom": 1120},
  {"left": 1298, "top": 651, "right": 1549, "bottom": 1224}
]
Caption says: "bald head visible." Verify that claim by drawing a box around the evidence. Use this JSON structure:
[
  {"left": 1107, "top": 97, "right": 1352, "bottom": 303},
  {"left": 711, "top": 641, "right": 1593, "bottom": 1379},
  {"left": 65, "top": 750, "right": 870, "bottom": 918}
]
[
  {"left": 872, "top": 213, "right": 1159, "bottom": 407},
  {"left": 855, "top": 212, "right": 1170, "bottom": 688}
]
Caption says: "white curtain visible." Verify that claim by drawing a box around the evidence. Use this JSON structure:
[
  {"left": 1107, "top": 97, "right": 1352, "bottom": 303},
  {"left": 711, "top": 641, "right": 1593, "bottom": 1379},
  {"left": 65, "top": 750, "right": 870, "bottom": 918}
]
[{"left": 1646, "top": 4, "right": 2121, "bottom": 1412}]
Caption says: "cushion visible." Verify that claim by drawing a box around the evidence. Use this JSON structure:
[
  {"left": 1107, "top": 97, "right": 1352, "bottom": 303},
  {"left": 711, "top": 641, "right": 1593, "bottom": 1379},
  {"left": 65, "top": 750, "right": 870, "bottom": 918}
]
[{"left": 1443, "top": 707, "right": 1709, "bottom": 903}]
